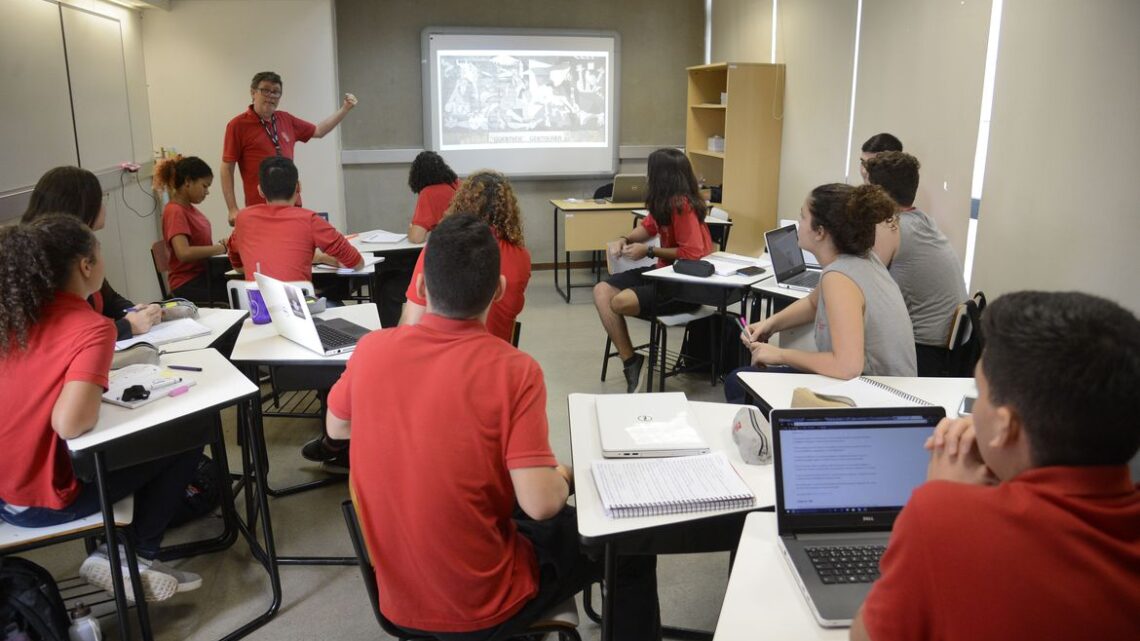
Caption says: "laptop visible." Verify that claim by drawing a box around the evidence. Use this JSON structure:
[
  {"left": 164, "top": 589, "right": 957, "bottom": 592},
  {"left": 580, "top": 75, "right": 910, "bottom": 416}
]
[
  {"left": 596, "top": 392, "right": 710, "bottom": 458},
  {"left": 606, "top": 174, "right": 648, "bottom": 203},
  {"left": 253, "top": 272, "right": 371, "bottom": 356},
  {"left": 771, "top": 406, "right": 946, "bottom": 627},
  {"left": 779, "top": 218, "right": 821, "bottom": 268},
  {"left": 765, "top": 224, "right": 822, "bottom": 292}
]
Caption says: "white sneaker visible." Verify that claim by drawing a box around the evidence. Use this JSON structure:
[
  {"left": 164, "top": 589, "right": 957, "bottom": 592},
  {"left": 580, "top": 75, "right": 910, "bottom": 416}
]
[{"left": 79, "top": 547, "right": 201, "bottom": 602}]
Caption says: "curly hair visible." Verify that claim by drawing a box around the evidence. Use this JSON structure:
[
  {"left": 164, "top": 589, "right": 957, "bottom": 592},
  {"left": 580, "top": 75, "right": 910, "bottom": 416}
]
[
  {"left": 807, "top": 183, "right": 896, "bottom": 256},
  {"left": 0, "top": 215, "right": 98, "bottom": 354},
  {"left": 645, "top": 148, "right": 707, "bottom": 227},
  {"left": 445, "top": 170, "right": 524, "bottom": 246},
  {"left": 864, "top": 151, "right": 920, "bottom": 207},
  {"left": 21, "top": 166, "right": 102, "bottom": 228},
  {"left": 153, "top": 155, "right": 212, "bottom": 195},
  {"left": 408, "top": 151, "right": 458, "bottom": 194}
]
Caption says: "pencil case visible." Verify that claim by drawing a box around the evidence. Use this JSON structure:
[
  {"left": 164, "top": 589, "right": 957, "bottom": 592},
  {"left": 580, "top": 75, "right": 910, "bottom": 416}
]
[
  {"left": 111, "top": 342, "right": 160, "bottom": 370},
  {"left": 674, "top": 259, "right": 715, "bottom": 278},
  {"left": 159, "top": 298, "right": 200, "bottom": 321}
]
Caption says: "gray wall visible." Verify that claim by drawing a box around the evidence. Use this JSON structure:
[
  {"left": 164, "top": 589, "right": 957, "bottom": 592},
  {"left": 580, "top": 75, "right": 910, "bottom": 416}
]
[{"left": 334, "top": 0, "right": 705, "bottom": 263}]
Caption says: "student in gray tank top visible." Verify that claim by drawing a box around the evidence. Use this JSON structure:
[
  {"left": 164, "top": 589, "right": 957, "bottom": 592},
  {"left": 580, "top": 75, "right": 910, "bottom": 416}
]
[
  {"left": 723, "top": 183, "right": 917, "bottom": 404},
  {"left": 867, "top": 152, "right": 967, "bottom": 376}
]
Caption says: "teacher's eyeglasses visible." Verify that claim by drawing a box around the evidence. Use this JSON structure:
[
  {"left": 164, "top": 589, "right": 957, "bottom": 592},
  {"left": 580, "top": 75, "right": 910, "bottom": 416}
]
[{"left": 256, "top": 87, "right": 282, "bottom": 98}]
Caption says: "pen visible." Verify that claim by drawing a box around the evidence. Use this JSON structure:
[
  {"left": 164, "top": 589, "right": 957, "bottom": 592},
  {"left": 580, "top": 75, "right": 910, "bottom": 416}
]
[
  {"left": 737, "top": 316, "right": 752, "bottom": 343},
  {"left": 168, "top": 365, "right": 202, "bottom": 372}
]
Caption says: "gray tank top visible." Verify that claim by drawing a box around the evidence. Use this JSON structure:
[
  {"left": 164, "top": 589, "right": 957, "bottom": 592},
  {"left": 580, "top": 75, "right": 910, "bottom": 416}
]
[
  {"left": 889, "top": 209, "right": 968, "bottom": 346},
  {"left": 815, "top": 253, "right": 917, "bottom": 376}
]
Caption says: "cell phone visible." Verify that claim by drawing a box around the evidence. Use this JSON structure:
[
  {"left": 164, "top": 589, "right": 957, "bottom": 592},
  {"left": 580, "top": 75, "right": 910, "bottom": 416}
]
[
  {"left": 735, "top": 265, "right": 766, "bottom": 276},
  {"left": 958, "top": 395, "right": 976, "bottom": 416}
]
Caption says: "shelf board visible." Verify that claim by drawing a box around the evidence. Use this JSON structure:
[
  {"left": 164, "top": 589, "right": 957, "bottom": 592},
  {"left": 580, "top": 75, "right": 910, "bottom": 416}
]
[
  {"left": 689, "top": 149, "right": 725, "bottom": 160},
  {"left": 692, "top": 103, "right": 727, "bottom": 110}
]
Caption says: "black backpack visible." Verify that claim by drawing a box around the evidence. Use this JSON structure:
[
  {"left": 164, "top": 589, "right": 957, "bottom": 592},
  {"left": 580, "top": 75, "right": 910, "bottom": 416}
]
[{"left": 0, "top": 556, "right": 69, "bottom": 641}]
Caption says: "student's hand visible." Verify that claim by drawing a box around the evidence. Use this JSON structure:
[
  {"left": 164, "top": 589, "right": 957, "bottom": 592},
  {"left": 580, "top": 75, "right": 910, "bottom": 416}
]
[
  {"left": 227, "top": 207, "right": 240, "bottom": 227},
  {"left": 747, "top": 319, "right": 775, "bottom": 344},
  {"left": 125, "top": 304, "right": 162, "bottom": 335},
  {"left": 342, "top": 93, "right": 358, "bottom": 111},
  {"left": 924, "top": 417, "right": 997, "bottom": 485},
  {"left": 313, "top": 251, "right": 339, "bottom": 267},
  {"left": 749, "top": 341, "right": 784, "bottom": 367},
  {"left": 608, "top": 238, "right": 626, "bottom": 257},
  {"left": 622, "top": 242, "right": 649, "bottom": 260},
  {"left": 217, "top": 237, "right": 229, "bottom": 254}
]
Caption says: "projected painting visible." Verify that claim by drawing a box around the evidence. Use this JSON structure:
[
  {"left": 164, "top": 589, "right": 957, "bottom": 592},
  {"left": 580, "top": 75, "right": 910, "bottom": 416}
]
[{"left": 438, "top": 51, "right": 608, "bottom": 149}]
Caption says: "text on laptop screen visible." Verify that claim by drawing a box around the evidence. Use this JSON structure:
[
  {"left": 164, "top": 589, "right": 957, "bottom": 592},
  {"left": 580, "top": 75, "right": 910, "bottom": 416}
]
[
  {"left": 766, "top": 225, "right": 805, "bottom": 276},
  {"left": 779, "top": 415, "right": 932, "bottom": 514}
]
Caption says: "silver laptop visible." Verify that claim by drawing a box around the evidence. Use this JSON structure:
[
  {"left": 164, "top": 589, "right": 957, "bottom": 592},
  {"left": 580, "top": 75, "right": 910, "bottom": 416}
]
[
  {"left": 771, "top": 406, "right": 945, "bottom": 627},
  {"left": 596, "top": 392, "right": 710, "bottom": 458},
  {"left": 779, "top": 218, "right": 821, "bottom": 269},
  {"left": 765, "top": 224, "right": 822, "bottom": 292},
  {"left": 607, "top": 174, "right": 648, "bottom": 203},
  {"left": 254, "top": 272, "right": 371, "bottom": 356}
]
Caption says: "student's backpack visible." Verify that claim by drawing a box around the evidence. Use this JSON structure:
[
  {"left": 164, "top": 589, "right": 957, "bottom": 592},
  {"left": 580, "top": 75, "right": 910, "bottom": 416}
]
[{"left": 0, "top": 557, "right": 69, "bottom": 641}]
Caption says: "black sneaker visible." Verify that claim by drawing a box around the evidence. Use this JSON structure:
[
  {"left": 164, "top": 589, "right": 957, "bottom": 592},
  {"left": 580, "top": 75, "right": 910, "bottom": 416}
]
[
  {"left": 301, "top": 437, "right": 349, "bottom": 463},
  {"left": 622, "top": 354, "right": 645, "bottom": 394}
]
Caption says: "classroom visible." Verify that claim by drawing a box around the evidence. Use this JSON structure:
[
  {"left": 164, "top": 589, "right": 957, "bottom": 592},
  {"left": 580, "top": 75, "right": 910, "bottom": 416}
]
[{"left": 1, "top": 1, "right": 1137, "bottom": 640}]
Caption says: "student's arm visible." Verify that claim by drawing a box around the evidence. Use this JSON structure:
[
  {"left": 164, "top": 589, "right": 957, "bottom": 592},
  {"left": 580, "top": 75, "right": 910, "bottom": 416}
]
[
  {"left": 312, "top": 218, "right": 364, "bottom": 269},
  {"left": 872, "top": 220, "right": 901, "bottom": 267},
  {"left": 407, "top": 224, "right": 429, "bottom": 244},
  {"left": 312, "top": 93, "right": 358, "bottom": 139},
  {"left": 744, "top": 288, "right": 820, "bottom": 342},
  {"left": 750, "top": 271, "right": 866, "bottom": 379},
  {"left": 327, "top": 408, "right": 351, "bottom": 440},
  {"left": 612, "top": 221, "right": 654, "bottom": 257},
  {"left": 98, "top": 280, "right": 158, "bottom": 338},
  {"left": 399, "top": 300, "right": 426, "bottom": 326},
  {"left": 170, "top": 234, "right": 227, "bottom": 263},
  {"left": 849, "top": 610, "right": 873, "bottom": 641},
  {"left": 510, "top": 464, "right": 571, "bottom": 521},
  {"left": 52, "top": 381, "right": 104, "bottom": 440},
  {"left": 326, "top": 365, "right": 354, "bottom": 439},
  {"left": 220, "top": 161, "right": 240, "bottom": 223}
]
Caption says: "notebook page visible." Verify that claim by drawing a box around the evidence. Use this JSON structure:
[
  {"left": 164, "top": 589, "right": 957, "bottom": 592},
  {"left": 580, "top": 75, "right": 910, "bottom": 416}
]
[
  {"left": 812, "top": 378, "right": 926, "bottom": 407},
  {"left": 591, "top": 452, "right": 753, "bottom": 518},
  {"left": 115, "top": 318, "right": 210, "bottom": 350}
]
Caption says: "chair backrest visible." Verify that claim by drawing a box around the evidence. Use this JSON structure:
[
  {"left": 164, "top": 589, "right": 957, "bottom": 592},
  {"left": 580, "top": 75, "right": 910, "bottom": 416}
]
[
  {"left": 227, "top": 279, "right": 314, "bottom": 310},
  {"left": 593, "top": 182, "right": 614, "bottom": 200},
  {"left": 945, "top": 291, "right": 987, "bottom": 377},
  {"left": 150, "top": 240, "right": 172, "bottom": 299},
  {"left": 511, "top": 321, "right": 522, "bottom": 348}
]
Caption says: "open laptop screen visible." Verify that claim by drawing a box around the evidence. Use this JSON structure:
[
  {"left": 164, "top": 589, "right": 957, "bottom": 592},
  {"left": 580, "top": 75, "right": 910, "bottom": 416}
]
[{"left": 765, "top": 224, "right": 807, "bottom": 280}]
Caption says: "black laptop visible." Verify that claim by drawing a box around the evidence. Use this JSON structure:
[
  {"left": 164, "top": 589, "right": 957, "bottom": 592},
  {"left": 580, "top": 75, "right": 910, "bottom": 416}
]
[{"left": 765, "top": 224, "right": 821, "bottom": 291}]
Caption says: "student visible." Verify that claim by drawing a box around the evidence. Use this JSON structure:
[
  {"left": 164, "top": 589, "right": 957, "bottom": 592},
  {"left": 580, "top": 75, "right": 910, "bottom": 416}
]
[
  {"left": 406, "top": 151, "right": 461, "bottom": 244},
  {"left": 852, "top": 291, "right": 1140, "bottom": 641},
  {"left": 593, "top": 147, "right": 713, "bottom": 393},
  {"left": 228, "top": 156, "right": 364, "bottom": 282},
  {"left": 399, "top": 170, "right": 531, "bottom": 344},
  {"left": 0, "top": 215, "right": 202, "bottom": 602},
  {"left": 327, "top": 214, "right": 660, "bottom": 640},
  {"left": 725, "top": 184, "right": 915, "bottom": 404},
  {"left": 866, "top": 152, "right": 967, "bottom": 375},
  {"left": 156, "top": 156, "right": 228, "bottom": 303},
  {"left": 21, "top": 166, "right": 162, "bottom": 341},
  {"left": 859, "top": 133, "right": 903, "bottom": 183}
]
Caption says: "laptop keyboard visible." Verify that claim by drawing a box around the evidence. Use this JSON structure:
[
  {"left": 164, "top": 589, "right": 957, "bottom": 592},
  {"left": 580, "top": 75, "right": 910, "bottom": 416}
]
[
  {"left": 805, "top": 545, "right": 885, "bottom": 584},
  {"left": 315, "top": 323, "right": 357, "bottom": 349},
  {"left": 786, "top": 270, "right": 821, "bottom": 288}
]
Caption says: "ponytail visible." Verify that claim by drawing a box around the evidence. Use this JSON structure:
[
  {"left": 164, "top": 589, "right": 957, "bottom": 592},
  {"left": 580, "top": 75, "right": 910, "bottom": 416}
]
[
  {"left": 807, "top": 183, "right": 896, "bottom": 256},
  {"left": 0, "top": 215, "right": 97, "bottom": 353},
  {"left": 153, "top": 155, "right": 213, "bottom": 195}
]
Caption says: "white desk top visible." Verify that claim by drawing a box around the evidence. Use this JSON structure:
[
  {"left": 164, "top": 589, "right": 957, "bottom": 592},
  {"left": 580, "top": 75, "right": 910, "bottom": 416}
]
[
  {"left": 751, "top": 275, "right": 812, "bottom": 300},
  {"left": 226, "top": 260, "right": 382, "bottom": 278},
  {"left": 643, "top": 261, "right": 772, "bottom": 288},
  {"left": 349, "top": 230, "right": 425, "bottom": 254},
  {"left": 159, "top": 308, "right": 247, "bottom": 353},
  {"left": 550, "top": 199, "right": 644, "bottom": 211},
  {"left": 70, "top": 349, "right": 256, "bottom": 451},
  {"left": 631, "top": 209, "right": 733, "bottom": 226},
  {"left": 737, "top": 372, "right": 976, "bottom": 417},
  {"left": 714, "top": 512, "right": 847, "bottom": 641},
  {"left": 569, "top": 394, "right": 775, "bottom": 542},
  {"left": 228, "top": 303, "right": 381, "bottom": 365}
]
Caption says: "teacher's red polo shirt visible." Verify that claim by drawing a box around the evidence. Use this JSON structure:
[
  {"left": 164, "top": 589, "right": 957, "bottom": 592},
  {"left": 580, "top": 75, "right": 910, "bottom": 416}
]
[{"left": 222, "top": 106, "right": 315, "bottom": 207}]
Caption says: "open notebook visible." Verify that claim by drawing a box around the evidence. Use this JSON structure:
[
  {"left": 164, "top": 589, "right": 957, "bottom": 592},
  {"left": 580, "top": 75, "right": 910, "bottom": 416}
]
[
  {"left": 791, "top": 377, "right": 933, "bottom": 408},
  {"left": 591, "top": 452, "right": 754, "bottom": 519}
]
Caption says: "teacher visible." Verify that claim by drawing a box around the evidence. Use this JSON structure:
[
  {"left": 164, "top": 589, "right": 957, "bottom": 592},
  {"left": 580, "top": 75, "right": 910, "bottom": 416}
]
[{"left": 221, "top": 71, "right": 358, "bottom": 225}]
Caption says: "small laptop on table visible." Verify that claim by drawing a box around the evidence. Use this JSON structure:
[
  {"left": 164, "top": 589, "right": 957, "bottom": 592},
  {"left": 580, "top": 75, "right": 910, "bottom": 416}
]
[
  {"left": 765, "top": 224, "right": 822, "bottom": 292},
  {"left": 771, "top": 406, "right": 946, "bottom": 627},
  {"left": 606, "top": 174, "right": 648, "bottom": 203},
  {"left": 253, "top": 272, "right": 371, "bottom": 356},
  {"left": 595, "top": 392, "right": 710, "bottom": 458}
]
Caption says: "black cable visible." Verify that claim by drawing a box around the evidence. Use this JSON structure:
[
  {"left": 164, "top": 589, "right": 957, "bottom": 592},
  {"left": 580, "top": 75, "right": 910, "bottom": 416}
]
[{"left": 118, "top": 171, "right": 158, "bottom": 219}]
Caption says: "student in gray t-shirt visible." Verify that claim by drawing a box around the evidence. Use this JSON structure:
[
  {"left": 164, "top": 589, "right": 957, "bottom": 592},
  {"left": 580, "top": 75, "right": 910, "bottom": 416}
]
[
  {"left": 867, "top": 152, "right": 968, "bottom": 376},
  {"left": 723, "top": 183, "right": 917, "bottom": 403}
]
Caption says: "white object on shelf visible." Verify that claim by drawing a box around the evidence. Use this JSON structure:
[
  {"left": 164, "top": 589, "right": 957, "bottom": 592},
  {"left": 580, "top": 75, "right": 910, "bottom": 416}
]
[
  {"left": 708, "top": 135, "right": 725, "bottom": 153},
  {"left": 720, "top": 91, "right": 728, "bottom": 105}
]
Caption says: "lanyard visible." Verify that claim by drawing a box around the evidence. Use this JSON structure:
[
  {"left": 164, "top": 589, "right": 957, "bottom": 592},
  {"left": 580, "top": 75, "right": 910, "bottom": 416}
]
[{"left": 259, "top": 114, "right": 282, "bottom": 156}]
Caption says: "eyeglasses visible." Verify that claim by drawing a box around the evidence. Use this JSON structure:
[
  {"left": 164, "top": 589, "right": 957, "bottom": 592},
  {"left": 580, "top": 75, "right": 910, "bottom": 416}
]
[{"left": 256, "top": 87, "right": 282, "bottom": 98}]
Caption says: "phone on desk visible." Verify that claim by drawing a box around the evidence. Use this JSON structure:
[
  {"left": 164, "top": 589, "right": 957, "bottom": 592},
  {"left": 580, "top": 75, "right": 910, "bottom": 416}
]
[
  {"left": 958, "top": 395, "right": 976, "bottom": 416},
  {"left": 735, "top": 265, "right": 766, "bottom": 276}
]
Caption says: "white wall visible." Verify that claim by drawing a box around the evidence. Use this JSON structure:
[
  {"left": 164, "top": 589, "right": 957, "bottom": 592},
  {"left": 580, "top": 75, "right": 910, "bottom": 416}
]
[{"left": 141, "top": 0, "right": 346, "bottom": 233}]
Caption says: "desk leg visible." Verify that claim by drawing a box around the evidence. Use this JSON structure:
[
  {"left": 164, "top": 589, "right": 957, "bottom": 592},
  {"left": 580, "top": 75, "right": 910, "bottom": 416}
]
[
  {"left": 553, "top": 206, "right": 571, "bottom": 303},
  {"left": 602, "top": 543, "right": 615, "bottom": 641},
  {"left": 646, "top": 280, "right": 659, "bottom": 393},
  {"left": 93, "top": 453, "right": 154, "bottom": 641}
]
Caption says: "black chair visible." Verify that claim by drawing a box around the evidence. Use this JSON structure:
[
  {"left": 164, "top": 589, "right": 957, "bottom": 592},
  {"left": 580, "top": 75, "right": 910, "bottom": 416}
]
[
  {"left": 945, "top": 291, "right": 987, "bottom": 377},
  {"left": 341, "top": 499, "right": 581, "bottom": 641},
  {"left": 593, "top": 182, "right": 614, "bottom": 200}
]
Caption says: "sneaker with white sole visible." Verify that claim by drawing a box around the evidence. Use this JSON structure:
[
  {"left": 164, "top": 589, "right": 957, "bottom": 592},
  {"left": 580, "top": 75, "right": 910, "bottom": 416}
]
[{"left": 79, "top": 547, "right": 200, "bottom": 602}]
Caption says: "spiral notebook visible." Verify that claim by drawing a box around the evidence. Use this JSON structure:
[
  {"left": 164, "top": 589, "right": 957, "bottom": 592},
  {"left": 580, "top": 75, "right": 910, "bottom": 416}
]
[
  {"left": 591, "top": 452, "right": 755, "bottom": 519},
  {"left": 792, "top": 377, "right": 933, "bottom": 408}
]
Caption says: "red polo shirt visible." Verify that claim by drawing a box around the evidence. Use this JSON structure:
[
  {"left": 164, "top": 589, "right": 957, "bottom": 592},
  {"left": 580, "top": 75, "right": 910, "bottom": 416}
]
[
  {"left": 862, "top": 466, "right": 1140, "bottom": 641},
  {"left": 328, "top": 314, "right": 556, "bottom": 632},
  {"left": 222, "top": 106, "right": 315, "bottom": 207},
  {"left": 162, "top": 201, "right": 214, "bottom": 291},
  {"left": 404, "top": 237, "right": 531, "bottom": 343},
  {"left": 0, "top": 293, "right": 114, "bottom": 509},
  {"left": 411, "top": 181, "right": 460, "bottom": 231},
  {"left": 641, "top": 199, "right": 713, "bottom": 268},
  {"left": 228, "top": 203, "right": 362, "bottom": 282}
]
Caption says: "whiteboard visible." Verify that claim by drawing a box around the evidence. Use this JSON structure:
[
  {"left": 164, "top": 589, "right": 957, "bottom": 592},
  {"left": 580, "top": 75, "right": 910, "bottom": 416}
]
[{"left": 0, "top": 0, "right": 78, "bottom": 193}]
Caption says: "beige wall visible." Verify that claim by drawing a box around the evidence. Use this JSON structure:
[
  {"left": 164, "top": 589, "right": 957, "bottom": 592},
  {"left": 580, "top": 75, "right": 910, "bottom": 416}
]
[
  {"left": 971, "top": 0, "right": 1140, "bottom": 313},
  {"left": 711, "top": 0, "right": 773, "bottom": 64},
  {"left": 142, "top": 0, "right": 347, "bottom": 232}
]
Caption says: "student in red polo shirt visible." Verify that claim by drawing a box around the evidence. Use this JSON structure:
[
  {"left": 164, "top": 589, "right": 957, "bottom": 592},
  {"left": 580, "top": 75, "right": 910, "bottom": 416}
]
[
  {"left": 156, "top": 156, "right": 229, "bottom": 304},
  {"left": 227, "top": 156, "right": 363, "bottom": 284},
  {"left": 593, "top": 147, "right": 713, "bottom": 393},
  {"left": 407, "top": 151, "right": 461, "bottom": 243},
  {"left": 326, "top": 214, "right": 659, "bottom": 639},
  {"left": 0, "top": 215, "right": 202, "bottom": 602},
  {"left": 220, "top": 71, "right": 358, "bottom": 225},
  {"left": 852, "top": 291, "right": 1140, "bottom": 641},
  {"left": 399, "top": 169, "right": 531, "bottom": 344}
]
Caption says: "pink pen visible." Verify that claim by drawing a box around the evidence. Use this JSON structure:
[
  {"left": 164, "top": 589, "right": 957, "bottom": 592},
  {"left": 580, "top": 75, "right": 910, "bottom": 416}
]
[{"left": 168, "top": 385, "right": 191, "bottom": 397}]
